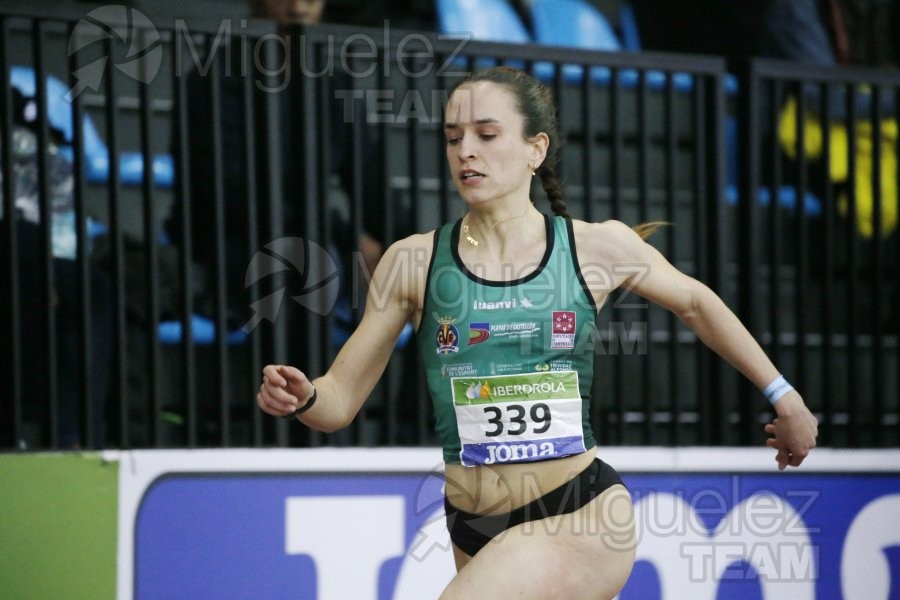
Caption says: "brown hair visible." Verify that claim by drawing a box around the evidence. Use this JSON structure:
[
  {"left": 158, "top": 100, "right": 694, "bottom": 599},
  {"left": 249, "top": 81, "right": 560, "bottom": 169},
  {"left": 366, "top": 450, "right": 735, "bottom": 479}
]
[
  {"left": 450, "top": 67, "right": 569, "bottom": 218},
  {"left": 449, "top": 67, "right": 663, "bottom": 240}
]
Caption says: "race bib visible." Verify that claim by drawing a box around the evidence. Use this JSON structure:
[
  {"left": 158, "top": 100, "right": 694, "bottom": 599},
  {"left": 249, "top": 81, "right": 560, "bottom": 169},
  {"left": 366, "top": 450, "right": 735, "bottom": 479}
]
[{"left": 451, "top": 371, "right": 586, "bottom": 467}]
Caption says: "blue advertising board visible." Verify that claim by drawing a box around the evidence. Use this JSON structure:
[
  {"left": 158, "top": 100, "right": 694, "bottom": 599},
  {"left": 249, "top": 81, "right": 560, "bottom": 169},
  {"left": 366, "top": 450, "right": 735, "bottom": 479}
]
[{"left": 117, "top": 449, "right": 900, "bottom": 599}]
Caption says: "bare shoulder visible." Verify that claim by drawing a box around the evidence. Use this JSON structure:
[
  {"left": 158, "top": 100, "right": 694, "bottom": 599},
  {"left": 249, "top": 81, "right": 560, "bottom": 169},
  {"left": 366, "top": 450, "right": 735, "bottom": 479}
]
[
  {"left": 380, "top": 230, "right": 436, "bottom": 274},
  {"left": 369, "top": 230, "right": 436, "bottom": 306},
  {"left": 571, "top": 219, "right": 690, "bottom": 308},
  {"left": 571, "top": 219, "right": 646, "bottom": 263}
]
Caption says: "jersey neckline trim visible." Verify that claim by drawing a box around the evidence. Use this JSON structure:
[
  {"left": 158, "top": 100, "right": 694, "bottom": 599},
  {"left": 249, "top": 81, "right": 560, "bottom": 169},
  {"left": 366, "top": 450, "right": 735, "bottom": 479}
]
[{"left": 449, "top": 213, "right": 554, "bottom": 287}]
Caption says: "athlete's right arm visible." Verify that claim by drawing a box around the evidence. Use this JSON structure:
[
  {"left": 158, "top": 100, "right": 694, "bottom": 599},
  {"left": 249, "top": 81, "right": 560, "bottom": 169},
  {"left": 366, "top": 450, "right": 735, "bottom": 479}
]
[{"left": 257, "top": 233, "right": 431, "bottom": 432}]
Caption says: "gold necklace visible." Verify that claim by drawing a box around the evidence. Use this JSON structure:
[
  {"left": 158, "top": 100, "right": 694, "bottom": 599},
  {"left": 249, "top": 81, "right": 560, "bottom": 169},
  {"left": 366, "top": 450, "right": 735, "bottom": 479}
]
[{"left": 463, "top": 206, "right": 533, "bottom": 247}]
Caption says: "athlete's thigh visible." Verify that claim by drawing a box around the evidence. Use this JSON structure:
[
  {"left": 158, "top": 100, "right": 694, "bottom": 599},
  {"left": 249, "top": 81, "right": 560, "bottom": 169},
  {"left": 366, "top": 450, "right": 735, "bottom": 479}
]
[{"left": 441, "top": 485, "right": 636, "bottom": 600}]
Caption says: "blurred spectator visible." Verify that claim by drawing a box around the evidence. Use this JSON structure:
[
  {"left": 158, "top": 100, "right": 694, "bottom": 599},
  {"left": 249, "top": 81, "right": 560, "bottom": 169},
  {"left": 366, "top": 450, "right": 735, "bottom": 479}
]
[
  {"left": 757, "top": 0, "right": 837, "bottom": 64},
  {"left": 633, "top": 0, "right": 898, "bottom": 68},
  {"left": 0, "top": 88, "right": 111, "bottom": 449},
  {"left": 250, "top": 0, "right": 326, "bottom": 23},
  {"left": 322, "top": 0, "right": 436, "bottom": 29},
  {"left": 165, "top": 0, "right": 394, "bottom": 330},
  {"left": 631, "top": 0, "right": 769, "bottom": 60},
  {"left": 162, "top": 0, "right": 421, "bottom": 444},
  {"left": 834, "top": 0, "right": 899, "bottom": 67}
]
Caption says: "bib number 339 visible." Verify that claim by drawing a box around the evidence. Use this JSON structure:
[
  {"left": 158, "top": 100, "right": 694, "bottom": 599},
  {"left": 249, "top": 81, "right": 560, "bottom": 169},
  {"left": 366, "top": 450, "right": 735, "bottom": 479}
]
[
  {"left": 451, "top": 371, "right": 587, "bottom": 466},
  {"left": 483, "top": 403, "right": 552, "bottom": 437}
]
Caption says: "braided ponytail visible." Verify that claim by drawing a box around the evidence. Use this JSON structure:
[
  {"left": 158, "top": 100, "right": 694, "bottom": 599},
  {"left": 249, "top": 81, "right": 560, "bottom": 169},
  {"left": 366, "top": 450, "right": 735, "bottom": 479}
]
[{"left": 537, "top": 164, "right": 569, "bottom": 218}]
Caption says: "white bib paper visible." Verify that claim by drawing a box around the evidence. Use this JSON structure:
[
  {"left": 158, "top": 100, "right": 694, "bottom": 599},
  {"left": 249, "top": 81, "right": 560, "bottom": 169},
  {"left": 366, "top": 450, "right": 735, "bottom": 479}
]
[{"left": 451, "top": 371, "right": 586, "bottom": 467}]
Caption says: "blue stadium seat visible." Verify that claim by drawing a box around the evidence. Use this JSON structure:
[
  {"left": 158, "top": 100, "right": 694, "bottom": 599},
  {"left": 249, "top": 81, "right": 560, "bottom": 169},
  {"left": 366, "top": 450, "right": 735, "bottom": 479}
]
[
  {"left": 156, "top": 306, "right": 411, "bottom": 349},
  {"left": 529, "top": 0, "right": 694, "bottom": 91},
  {"left": 10, "top": 66, "right": 108, "bottom": 161},
  {"left": 9, "top": 65, "right": 174, "bottom": 188},
  {"left": 11, "top": 66, "right": 191, "bottom": 340},
  {"left": 435, "top": 0, "right": 538, "bottom": 73},
  {"left": 723, "top": 116, "right": 822, "bottom": 215},
  {"left": 724, "top": 184, "right": 823, "bottom": 216},
  {"left": 437, "top": 0, "right": 530, "bottom": 43},
  {"left": 616, "top": 1, "right": 642, "bottom": 52},
  {"left": 92, "top": 150, "right": 174, "bottom": 188},
  {"left": 158, "top": 315, "right": 249, "bottom": 346}
]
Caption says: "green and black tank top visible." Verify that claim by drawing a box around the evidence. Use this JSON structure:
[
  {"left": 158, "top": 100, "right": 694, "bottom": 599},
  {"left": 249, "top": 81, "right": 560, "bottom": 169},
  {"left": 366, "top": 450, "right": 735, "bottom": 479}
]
[{"left": 416, "top": 214, "right": 599, "bottom": 466}]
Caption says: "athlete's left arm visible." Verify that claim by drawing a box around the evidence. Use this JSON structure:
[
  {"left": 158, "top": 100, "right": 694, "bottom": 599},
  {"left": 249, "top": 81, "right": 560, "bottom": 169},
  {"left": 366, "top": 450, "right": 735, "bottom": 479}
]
[{"left": 580, "top": 220, "right": 818, "bottom": 469}]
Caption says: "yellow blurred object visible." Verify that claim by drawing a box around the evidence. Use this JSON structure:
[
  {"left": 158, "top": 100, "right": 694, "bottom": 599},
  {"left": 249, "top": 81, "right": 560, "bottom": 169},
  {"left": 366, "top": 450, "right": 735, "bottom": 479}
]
[
  {"left": 837, "top": 145, "right": 898, "bottom": 238},
  {"left": 779, "top": 95, "right": 826, "bottom": 160},
  {"left": 778, "top": 95, "right": 898, "bottom": 238}
]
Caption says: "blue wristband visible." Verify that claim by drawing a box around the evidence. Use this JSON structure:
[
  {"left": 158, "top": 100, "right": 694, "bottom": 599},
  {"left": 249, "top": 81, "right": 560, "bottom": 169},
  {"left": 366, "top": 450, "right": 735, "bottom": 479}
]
[{"left": 763, "top": 375, "right": 794, "bottom": 405}]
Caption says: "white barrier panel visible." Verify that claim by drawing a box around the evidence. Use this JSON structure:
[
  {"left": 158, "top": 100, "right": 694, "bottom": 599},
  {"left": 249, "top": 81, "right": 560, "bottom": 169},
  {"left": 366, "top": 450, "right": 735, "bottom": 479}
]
[{"left": 116, "top": 447, "right": 900, "bottom": 599}]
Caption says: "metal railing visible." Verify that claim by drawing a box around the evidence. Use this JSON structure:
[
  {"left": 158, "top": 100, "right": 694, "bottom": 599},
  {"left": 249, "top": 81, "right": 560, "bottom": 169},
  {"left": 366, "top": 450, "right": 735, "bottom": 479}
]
[
  {"left": 734, "top": 59, "right": 900, "bottom": 447},
  {"left": 1, "top": 4, "right": 896, "bottom": 450}
]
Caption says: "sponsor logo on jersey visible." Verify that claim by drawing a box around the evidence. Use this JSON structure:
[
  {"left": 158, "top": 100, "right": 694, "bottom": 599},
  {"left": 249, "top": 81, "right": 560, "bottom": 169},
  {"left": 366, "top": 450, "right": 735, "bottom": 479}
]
[
  {"left": 535, "top": 360, "right": 574, "bottom": 373},
  {"left": 435, "top": 316, "right": 459, "bottom": 354},
  {"left": 489, "top": 362, "right": 525, "bottom": 375},
  {"left": 452, "top": 371, "right": 578, "bottom": 404},
  {"left": 442, "top": 363, "right": 477, "bottom": 377},
  {"left": 484, "top": 441, "right": 557, "bottom": 464},
  {"left": 467, "top": 322, "right": 490, "bottom": 345},
  {"left": 551, "top": 310, "right": 576, "bottom": 349},
  {"left": 463, "top": 380, "right": 492, "bottom": 400},
  {"left": 490, "top": 380, "right": 566, "bottom": 397},
  {"left": 490, "top": 321, "right": 540, "bottom": 338},
  {"left": 472, "top": 296, "right": 534, "bottom": 311}
]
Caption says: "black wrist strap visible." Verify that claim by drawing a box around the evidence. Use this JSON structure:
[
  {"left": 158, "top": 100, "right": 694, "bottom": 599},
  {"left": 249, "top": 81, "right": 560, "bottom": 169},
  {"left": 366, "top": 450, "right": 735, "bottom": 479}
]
[{"left": 283, "top": 386, "right": 317, "bottom": 419}]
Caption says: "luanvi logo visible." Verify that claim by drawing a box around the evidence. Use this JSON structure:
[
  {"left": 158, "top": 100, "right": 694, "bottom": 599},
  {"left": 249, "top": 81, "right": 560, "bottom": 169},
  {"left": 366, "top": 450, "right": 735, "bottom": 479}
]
[{"left": 472, "top": 296, "right": 535, "bottom": 311}]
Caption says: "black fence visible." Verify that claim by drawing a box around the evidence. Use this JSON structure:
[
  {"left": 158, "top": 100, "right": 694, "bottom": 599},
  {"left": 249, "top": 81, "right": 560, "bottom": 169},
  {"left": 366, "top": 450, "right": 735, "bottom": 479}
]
[
  {"left": 734, "top": 59, "right": 900, "bottom": 447},
  {"left": 1, "top": 4, "right": 897, "bottom": 450}
]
